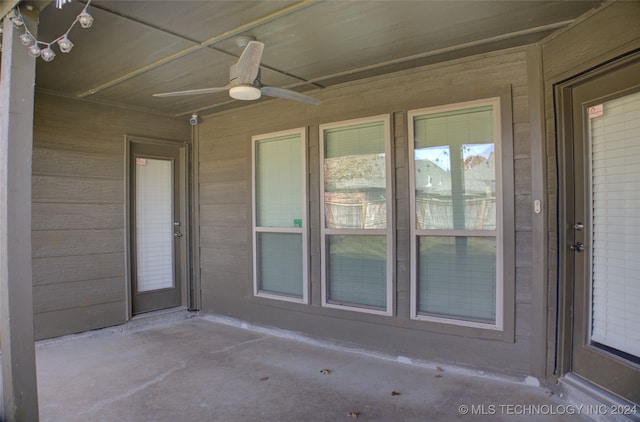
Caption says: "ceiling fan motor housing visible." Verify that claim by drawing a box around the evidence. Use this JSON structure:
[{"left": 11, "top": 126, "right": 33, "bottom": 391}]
[
  {"left": 229, "top": 64, "right": 261, "bottom": 87},
  {"left": 228, "top": 64, "right": 262, "bottom": 100}
]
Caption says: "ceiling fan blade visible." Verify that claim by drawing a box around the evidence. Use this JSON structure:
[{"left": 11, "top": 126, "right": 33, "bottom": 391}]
[
  {"left": 236, "top": 41, "right": 264, "bottom": 84},
  {"left": 153, "top": 85, "right": 229, "bottom": 97},
  {"left": 260, "top": 86, "right": 321, "bottom": 105}
]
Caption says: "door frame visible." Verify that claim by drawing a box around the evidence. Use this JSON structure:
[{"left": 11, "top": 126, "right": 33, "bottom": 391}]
[
  {"left": 125, "top": 135, "right": 191, "bottom": 319},
  {"left": 555, "top": 53, "right": 640, "bottom": 403}
]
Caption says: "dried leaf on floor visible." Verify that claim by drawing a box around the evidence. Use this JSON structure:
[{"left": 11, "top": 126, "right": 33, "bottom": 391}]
[
  {"left": 347, "top": 411, "right": 361, "bottom": 419},
  {"left": 259, "top": 376, "right": 269, "bottom": 381},
  {"left": 546, "top": 390, "right": 554, "bottom": 397},
  {"left": 436, "top": 366, "right": 444, "bottom": 372},
  {"left": 320, "top": 368, "right": 331, "bottom": 375},
  {"left": 391, "top": 391, "right": 400, "bottom": 396},
  {"left": 435, "top": 374, "right": 443, "bottom": 378}
]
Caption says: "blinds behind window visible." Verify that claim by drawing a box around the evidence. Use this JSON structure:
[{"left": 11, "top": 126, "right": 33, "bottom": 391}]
[
  {"left": 135, "top": 158, "right": 174, "bottom": 292},
  {"left": 590, "top": 90, "right": 640, "bottom": 358},
  {"left": 256, "top": 134, "right": 303, "bottom": 227}
]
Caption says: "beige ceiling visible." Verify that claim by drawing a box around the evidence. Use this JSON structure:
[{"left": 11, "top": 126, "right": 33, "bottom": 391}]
[{"left": 29, "top": 0, "right": 598, "bottom": 118}]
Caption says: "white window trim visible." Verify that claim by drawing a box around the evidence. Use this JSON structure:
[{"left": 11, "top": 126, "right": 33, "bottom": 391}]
[
  {"left": 408, "top": 98, "right": 504, "bottom": 331},
  {"left": 319, "top": 115, "right": 393, "bottom": 316},
  {"left": 252, "top": 128, "right": 308, "bottom": 304}
]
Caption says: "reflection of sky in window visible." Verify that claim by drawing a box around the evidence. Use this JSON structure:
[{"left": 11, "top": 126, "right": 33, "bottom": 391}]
[{"left": 415, "top": 144, "right": 494, "bottom": 171}]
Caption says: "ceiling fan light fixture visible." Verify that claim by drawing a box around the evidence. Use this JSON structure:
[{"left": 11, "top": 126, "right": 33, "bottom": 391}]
[{"left": 229, "top": 85, "right": 261, "bottom": 101}]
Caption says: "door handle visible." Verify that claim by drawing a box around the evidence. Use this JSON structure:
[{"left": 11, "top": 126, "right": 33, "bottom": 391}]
[
  {"left": 570, "top": 242, "right": 585, "bottom": 252},
  {"left": 174, "top": 232, "right": 183, "bottom": 238}
]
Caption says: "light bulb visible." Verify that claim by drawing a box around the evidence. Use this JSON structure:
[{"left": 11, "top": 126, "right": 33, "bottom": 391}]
[
  {"left": 12, "top": 15, "right": 24, "bottom": 28},
  {"left": 20, "top": 33, "right": 33, "bottom": 46},
  {"left": 57, "top": 35, "right": 73, "bottom": 53},
  {"left": 28, "top": 44, "right": 41, "bottom": 57},
  {"left": 78, "top": 10, "right": 93, "bottom": 28},
  {"left": 41, "top": 46, "right": 56, "bottom": 62},
  {"left": 229, "top": 85, "right": 261, "bottom": 101}
]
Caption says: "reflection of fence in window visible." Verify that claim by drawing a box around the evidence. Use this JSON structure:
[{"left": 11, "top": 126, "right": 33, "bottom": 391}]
[
  {"left": 416, "top": 195, "right": 496, "bottom": 230},
  {"left": 325, "top": 192, "right": 386, "bottom": 229}
]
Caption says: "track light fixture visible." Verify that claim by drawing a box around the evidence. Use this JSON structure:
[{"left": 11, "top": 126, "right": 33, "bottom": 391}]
[{"left": 9, "top": 0, "right": 93, "bottom": 62}]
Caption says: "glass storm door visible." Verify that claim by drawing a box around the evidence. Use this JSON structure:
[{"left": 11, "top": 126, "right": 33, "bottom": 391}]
[
  {"left": 130, "top": 142, "right": 185, "bottom": 315},
  {"left": 565, "top": 57, "right": 640, "bottom": 404}
]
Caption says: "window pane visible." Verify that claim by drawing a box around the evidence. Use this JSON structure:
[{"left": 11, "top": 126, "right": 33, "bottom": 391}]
[
  {"left": 327, "top": 235, "right": 386, "bottom": 309},
  {"left": 414, "top": 106, "right": 496, "bottom": 230},
  {"left": 590, "top": 90, "right": 640, "bottom": 358},
  {"left": 417, "top": 236, "right": 496, "bottom": 323},
  {"left": 257, "top": 232, "right": 303, "bottom": 298},
  {"left": 135, "top": 158, "right": 174, "bottom": 292},
  {"left": 256, "top": 134, "right": 302, "bottom": 227},
  {"left": 324, "top": 122, "right": 386, "bottom": 229}
]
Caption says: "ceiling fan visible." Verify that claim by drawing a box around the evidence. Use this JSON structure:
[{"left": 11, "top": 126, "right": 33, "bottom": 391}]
[{"left": 153, "top": 37, "right": 321, "bottom": 105}]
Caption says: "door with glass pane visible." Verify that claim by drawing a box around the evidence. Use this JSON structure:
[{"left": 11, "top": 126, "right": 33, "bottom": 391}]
[
  {"left": 565, "top": 56, "right": 640, "bottom": 404},
  {"left": 130, "top": 141, "right": 186, "bottom": 315}
]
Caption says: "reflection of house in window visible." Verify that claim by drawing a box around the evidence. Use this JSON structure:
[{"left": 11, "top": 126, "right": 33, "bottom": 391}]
[
  {"left": 324, "top": 153, "right": 387, "bottom": 229},
  {"left": 415, "top": 144, "right": 495, "bottom": 230}
]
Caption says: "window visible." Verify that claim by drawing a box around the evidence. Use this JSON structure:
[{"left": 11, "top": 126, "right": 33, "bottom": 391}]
[
  {"left": 409, "top": 98, "right": 503, "bottom": 329},
  {"left": 320, "top": 116, "right": 393, "bottom": 315},
  {"left": 589, "top": 90, "right": 640, "bottom": 359},
  {"left": 252, "top": 129, "right": 308, "bottom": 303}
]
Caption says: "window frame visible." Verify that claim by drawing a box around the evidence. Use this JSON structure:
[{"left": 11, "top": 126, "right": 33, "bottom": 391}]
[
  {"left": 408, "top": 97, "right": 505, "bottom": 331},
  {"left": 319, "top": 115, "right": 394, "bottom": 316},
  {"left": 251, "top": 127, "right": 309, "bottom": 304}
]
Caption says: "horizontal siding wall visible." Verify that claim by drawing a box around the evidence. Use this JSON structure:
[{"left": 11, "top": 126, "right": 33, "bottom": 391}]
[
  {"left": 198, "top": 47, "right": 535, "bottom": 374},
  {"left": 32, "top": 94, "right": 189, "bottom": 340}
]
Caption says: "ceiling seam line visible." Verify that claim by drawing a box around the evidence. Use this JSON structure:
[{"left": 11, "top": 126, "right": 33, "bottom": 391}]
[
  {"left": 76, "top": 0, "right": 323, "bottom": 98},
  {"left": 172, "top": 20, "right": 573, "bottom": 118},
  {"left": 36, "top": 88, "right": 180, "bottom": 118},
  {"left": 300, "top": 20, "right": 576, "bottom": 86}
]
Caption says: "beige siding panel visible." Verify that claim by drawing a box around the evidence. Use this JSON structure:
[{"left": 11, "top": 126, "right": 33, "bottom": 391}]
[
  {"left": 32, "top": 203, "right": 124, "bottom": 231},
  {"left": 514, "top": 158, "right": 532, "bottom": 196},
  {"left": 516, "top": 303, "right": 533, "bottom": 340},
  {"left": 32, "top": 147, "right": 122, "bottom": 180},
  {"left": 513, "top": 122, "right": 531, "bottom": 159},
  {"left": 200, "top": 204, "right": 247, "bottom": 228},
  {"left": 516, "top": 267, "right": 533, "bottom": 304},
  {"left": 199, "top": 181, "right": 247, "bottom": 205},
  {"left": 33, "top": 301, "right": 126, "bottom": 340},
  {"left": 200, "top": 247, "right": 248, "bottom": 275},
  {"left": 515, "top": 193, "right": 533, "bottom": 232},
  {"left": 199, "top": 156, "right": 247, "bottom": 184},
  {"left": 198, "top": 135, "right": 248, "bottom": 159},
  {"left": 32, "top": 229, "right": 125, "bottom": 258},
  {"left": 33, "top": 277, "right": 125, "bottom": 314},
  {"left": 33, "top": 253, "right": 125, "bottom": 286},
  {"left": 199, "top": 226, "right": 247, "bottom": 250},
  {"left": 32, "top": 175, "right": 123, "bottom": 204},
  {"left": 515, "top": 231, "right": 533, "bottom": 268}
]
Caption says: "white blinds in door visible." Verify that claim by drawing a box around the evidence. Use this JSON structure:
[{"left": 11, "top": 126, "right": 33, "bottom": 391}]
[
  {"left": 589, "top": 90, "right": 640, "bottom": 358},
  {"left": 135, "top": 158, "right": 174, "bottom": 292}
]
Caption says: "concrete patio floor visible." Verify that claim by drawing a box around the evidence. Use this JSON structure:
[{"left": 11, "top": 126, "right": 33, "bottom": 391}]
[{"left": 36, "top": 313, "right": 595, "bottom": 421}]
